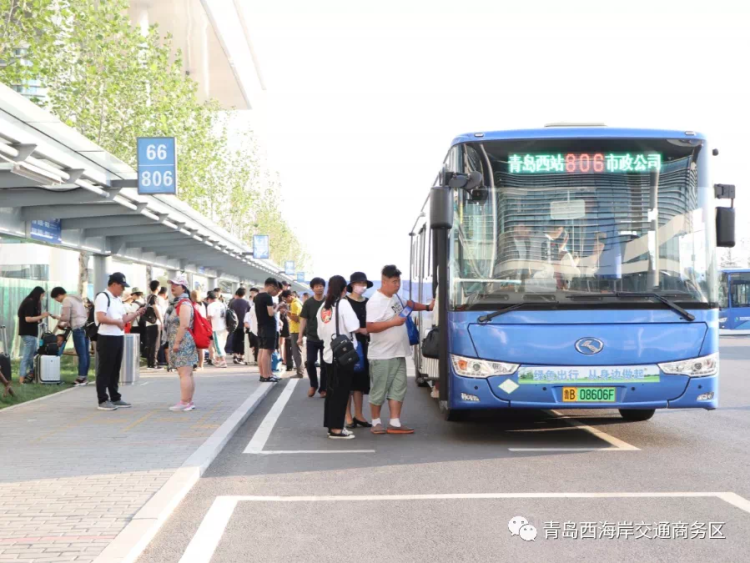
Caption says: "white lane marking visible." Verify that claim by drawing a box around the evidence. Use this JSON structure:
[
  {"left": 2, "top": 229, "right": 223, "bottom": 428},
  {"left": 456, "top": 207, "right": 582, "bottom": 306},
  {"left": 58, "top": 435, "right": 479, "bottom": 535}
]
[
  {"left": 140, "top": 382, "right": 150, "bottom": 386},
  {"left": 544, "top": 409, "right": 639, "bottom": 451},
  {"left": 507, "top": 410, "right": 639, "bottom": 452},
  {"left": 224, "top": 491, "right": 750, "bottom": 512},
  {"left": 179, "top": 496, "right": 238, "bottom": 563},
  {"left": 257, "top": 450, "right": 376, "bottom": 454},
  {"left": 717, "top": 492, "right": 750, "bottom": 514},
  {"left": 243, "top": 379, "right": 298, "bottom": 454},
  {"left": 508, "top": 447, "right": 631, "bottom": 452},
  {"left": 182, "top": 491, "right": 750, "bottom": 561}
]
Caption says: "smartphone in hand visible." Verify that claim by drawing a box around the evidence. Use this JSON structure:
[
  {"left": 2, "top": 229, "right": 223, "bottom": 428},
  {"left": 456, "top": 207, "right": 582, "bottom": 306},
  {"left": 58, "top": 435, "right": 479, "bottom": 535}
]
[{"left": 399, "top": 306, "right": 413, "bottom": 318}]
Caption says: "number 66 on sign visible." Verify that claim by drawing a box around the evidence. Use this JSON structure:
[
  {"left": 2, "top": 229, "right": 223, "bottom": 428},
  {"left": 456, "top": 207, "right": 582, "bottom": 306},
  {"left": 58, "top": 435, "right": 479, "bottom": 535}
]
[{"left": 137, "top": 137, "right": 177, "bottom": 195}]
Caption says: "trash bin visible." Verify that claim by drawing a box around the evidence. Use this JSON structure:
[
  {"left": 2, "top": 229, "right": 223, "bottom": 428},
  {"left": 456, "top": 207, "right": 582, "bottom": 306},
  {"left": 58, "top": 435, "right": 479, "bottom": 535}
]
[
  {"left": 120, "top": 333, "right": 140, "bottom": 385},
  {"left": 93, "top": 334, "right": 141, "bottom": 385}
]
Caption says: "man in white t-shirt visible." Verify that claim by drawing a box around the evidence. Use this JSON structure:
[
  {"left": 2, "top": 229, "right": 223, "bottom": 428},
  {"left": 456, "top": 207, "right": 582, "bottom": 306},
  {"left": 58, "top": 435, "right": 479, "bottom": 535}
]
[
  {"left": 366, "top": 265, "right": 434, "bottom": 435},
  {"left": 94, "top": 273, "right": 146, "bottom": 411},
  {"left": 206, "top": 291, "right": 228, "bottom": 368}
]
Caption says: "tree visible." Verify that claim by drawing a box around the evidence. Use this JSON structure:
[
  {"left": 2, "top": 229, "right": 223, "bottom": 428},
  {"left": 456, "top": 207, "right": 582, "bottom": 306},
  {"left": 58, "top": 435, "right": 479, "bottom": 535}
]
[{"left": 0, "top": 0, "right": 309, "bottom": 270}]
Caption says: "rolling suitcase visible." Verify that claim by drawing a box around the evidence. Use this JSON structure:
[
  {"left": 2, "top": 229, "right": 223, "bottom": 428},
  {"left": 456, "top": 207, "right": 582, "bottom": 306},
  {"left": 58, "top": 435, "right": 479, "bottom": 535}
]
[
  {"left": 35, "top": 354, "right": 61, "bottom": 384},
  {"left": 0, "top": 325, "right": 11, "bottom": 383}
]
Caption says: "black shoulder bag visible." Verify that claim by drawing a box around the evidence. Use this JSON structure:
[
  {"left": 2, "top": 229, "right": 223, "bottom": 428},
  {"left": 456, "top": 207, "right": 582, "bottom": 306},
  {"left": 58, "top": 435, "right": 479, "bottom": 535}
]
[
  {"left": 422, "top": 326, "right": 440, "bottom": 359},
  {"left": 330, "top": 299, "right": 359, "bottom": 369}
]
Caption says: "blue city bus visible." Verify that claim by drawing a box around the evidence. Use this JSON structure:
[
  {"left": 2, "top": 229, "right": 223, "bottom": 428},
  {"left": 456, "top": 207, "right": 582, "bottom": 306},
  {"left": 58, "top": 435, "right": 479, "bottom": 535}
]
[
  {"left": 719, "top": 268, "right": 750, "bottom": 333},
  {"left": 410, "top": 126, "right": 735, "bottom": 422}
]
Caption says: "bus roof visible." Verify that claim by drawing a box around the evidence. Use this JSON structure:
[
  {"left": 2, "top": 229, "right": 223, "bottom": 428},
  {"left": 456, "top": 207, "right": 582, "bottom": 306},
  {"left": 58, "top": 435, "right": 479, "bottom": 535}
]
[
  {"left": 451, "top": 127, "right": 706, "bottom": 146},
  {"left": 722, "top": 268, "right": 750, "bottom": 274}
]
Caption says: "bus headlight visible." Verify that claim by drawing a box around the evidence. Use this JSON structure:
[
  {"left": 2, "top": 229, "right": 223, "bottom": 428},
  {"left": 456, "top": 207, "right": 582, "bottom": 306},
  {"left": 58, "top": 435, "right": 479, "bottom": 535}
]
[
  {"left": 658, "top": 353, "right": 719, "bottom": 377},
  {"left": 451, "top": 355, "right": 519, "bottom": 378}
]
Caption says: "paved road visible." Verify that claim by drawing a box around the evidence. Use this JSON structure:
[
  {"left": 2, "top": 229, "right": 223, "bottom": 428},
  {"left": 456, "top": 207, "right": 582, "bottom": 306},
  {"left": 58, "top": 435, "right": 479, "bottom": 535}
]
[{"left": 141, "top": 338, "right": 750, "bottom": 563}]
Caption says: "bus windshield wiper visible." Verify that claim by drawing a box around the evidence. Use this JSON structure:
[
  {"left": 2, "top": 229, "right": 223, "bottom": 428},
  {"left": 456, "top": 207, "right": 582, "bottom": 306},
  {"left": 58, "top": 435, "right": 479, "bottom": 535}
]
[
  {"left": 566, "top": 292, "right": 695, "bottom": 321},
  {"left": 477, "top": 296, "right": 559, "bottom": 324}
]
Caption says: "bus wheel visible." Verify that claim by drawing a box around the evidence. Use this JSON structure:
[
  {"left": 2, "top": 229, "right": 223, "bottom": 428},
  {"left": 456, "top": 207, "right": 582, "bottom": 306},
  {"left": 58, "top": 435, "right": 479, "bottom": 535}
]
[
  {"left": 440, "top": 401, "right": 468, "bottom": 422},
  {"left": 416, "top": 373, "right": 430, "bottom": 388},
  {"left": 619, "top": 409, "right": 655, "bottom": 422}
]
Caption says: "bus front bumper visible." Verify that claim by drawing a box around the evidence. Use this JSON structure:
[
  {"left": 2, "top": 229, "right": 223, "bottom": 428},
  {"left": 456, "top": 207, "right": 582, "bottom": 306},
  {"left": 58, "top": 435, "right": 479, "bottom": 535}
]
[{"left": 449, "top": 373, "right": 718, "bottom": 411}]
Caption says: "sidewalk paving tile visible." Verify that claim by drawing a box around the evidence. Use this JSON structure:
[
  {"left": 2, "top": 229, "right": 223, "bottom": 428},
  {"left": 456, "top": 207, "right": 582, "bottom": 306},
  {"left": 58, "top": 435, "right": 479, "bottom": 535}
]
[{"left": 0, "top": 365, "right": 265, "bottom": 561}]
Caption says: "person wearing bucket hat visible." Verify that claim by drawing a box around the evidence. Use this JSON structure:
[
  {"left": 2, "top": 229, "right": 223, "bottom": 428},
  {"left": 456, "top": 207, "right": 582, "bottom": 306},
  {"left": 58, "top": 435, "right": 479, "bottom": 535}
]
[{"left": 345, "top": 272, "right": 373, "bottom": 428}]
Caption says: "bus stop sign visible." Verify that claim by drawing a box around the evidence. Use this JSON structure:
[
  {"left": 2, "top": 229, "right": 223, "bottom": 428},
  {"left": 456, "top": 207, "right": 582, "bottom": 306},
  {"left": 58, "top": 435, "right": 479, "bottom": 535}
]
[{"left": 137, "top": 137, "right": 177, "bottom": 195}]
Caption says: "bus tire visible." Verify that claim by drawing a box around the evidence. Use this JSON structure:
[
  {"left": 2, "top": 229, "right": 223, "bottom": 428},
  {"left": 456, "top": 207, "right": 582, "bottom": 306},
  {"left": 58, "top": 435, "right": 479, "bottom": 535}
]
[
  {"left": 619, "top": 408, "right": 655, "bottom": 422},
  {"left": 440, "top": 401, "right": 468, "bottom": 422}
]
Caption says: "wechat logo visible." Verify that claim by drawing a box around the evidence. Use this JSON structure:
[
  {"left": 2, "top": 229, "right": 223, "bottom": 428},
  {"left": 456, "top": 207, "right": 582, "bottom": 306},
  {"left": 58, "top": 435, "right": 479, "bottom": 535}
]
[{"left": 508, "top": 516, "right": 538, "bottom": 542}]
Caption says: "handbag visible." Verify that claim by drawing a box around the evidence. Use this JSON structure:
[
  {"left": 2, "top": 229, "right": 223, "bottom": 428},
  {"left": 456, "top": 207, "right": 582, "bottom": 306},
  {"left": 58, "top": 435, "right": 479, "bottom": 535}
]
[
  {"left": 330, "top": 299, "right": 360, "bottom": 369},
  {"left": 397, "top": 296, "right": 421, "bottom": 346},
  {"left": 353, "top": 340, "right": 366, "bottom": 373},
  {"left": 422, "top": 326, "right": 440, "bottom": 359}
]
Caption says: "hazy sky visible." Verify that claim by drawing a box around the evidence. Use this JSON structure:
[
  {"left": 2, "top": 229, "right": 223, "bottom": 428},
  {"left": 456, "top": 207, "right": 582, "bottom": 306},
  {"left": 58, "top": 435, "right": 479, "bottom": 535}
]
[{"left": 239, "top": 0, "right": 750, "bottom": 281}]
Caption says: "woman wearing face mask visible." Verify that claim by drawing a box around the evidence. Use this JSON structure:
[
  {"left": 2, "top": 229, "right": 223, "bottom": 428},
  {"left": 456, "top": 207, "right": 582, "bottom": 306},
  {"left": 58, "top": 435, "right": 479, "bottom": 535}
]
[{"left": 345, "top": 272, "right": 373, "bottom": 428}]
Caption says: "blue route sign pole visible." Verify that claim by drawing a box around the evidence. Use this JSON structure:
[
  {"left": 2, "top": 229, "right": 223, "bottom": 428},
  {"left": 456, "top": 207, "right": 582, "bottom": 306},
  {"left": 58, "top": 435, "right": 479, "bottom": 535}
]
[{"left": 137, "top": 137, "right": 177, "bottom": 195}]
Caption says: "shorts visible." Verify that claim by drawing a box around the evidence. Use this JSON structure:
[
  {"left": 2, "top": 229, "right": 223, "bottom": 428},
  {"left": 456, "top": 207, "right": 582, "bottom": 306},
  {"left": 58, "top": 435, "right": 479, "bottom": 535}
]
[
  {"left": 369, "top": 357, "right": 407, "bottom": 405},
  {"left": 258, "top": 335, "right": 277, "bottom": 350}
]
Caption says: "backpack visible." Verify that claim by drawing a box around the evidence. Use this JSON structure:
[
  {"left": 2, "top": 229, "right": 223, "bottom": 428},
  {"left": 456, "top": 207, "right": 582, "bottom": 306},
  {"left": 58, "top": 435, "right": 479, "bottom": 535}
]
[
  {"left": 38, "top": 331, "right": 59, "bottom": 356},
  {"left": 176, "top": 299, "right": 213, "bottom": 349},
  {"left": 330, "top": 299, "right": 359, "bottom": 369},
  {"left": 225, "top": 305, "right": 238, "bottom": 333},
  {"left": 85, "top": 292, "right": 109, "bottom": 342},
  {"left": 143, "top": 295, "right": 158, "bottom": 325}
]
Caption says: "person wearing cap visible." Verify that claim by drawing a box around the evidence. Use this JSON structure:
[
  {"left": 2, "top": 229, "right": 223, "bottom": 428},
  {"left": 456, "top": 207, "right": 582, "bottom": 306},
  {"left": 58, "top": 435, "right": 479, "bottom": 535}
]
[
  {"left": 94, "top": 273, "right": 146, "bottom": 411},
  {"left": 165, "top": 274, "right": 199, "bottom": 411},
  {"left": 345, "top": 272, "right": 373, "bottom": 428}
]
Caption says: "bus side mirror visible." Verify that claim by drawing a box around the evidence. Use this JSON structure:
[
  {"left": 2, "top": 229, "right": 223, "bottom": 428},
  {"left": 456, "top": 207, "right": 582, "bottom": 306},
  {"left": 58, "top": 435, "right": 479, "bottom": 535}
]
[
  {"left": 716, "top": 207, "right": 735, "bottom": 248},
  {"left": 430, "top": 187, "right": 453, "bottom": 230}
]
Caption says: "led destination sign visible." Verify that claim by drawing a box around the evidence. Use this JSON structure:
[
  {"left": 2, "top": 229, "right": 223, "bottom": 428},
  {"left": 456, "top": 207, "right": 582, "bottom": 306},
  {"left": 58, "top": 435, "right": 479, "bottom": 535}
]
[{"left": 509, "top": 153, "right": 661, "bottom": 174}]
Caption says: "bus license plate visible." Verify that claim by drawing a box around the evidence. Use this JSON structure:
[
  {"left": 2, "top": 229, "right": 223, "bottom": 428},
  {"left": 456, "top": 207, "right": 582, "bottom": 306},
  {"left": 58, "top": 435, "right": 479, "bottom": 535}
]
[{"left": 562, "top": 387, "right": 616, "bottom": 402}]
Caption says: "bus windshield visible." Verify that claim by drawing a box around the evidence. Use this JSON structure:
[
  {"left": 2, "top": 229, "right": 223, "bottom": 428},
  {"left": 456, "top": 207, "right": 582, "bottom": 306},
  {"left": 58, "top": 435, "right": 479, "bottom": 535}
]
[{"left": 450, "top": 138, "right": 717, "bottom": 310}]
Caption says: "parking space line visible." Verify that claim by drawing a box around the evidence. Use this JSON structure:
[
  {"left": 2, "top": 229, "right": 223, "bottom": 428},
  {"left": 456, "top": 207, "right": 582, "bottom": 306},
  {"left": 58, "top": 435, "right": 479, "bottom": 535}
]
[
  {"left": 179, "top": 496, "right": 238, "bottom": 563},
  {"left": 508, "top": 447, "right": 629, "bottom": 452},
  {"left": 507, "top": 410, "right": 640, "bottom": 452},
  {"left": 550, "top": 410, "right": 640, "bottom": 450},
  {"left": 244, "top": 379, "right": 299, "bottom": 454},
  {"left": 222, "top": 491, "right": 748, "bottom": 505},
  {"left": 257, "top": 450, "right": 376, "bottom": 454},
  {"left": 181, "top": 490, "right": 750, "bottom": 561}
]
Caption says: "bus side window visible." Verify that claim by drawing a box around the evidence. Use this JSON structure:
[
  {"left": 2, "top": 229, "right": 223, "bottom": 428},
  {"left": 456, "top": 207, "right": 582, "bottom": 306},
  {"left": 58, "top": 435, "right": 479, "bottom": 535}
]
[{"left": 719, "top": 273, "right": 729, "bottom": 308}]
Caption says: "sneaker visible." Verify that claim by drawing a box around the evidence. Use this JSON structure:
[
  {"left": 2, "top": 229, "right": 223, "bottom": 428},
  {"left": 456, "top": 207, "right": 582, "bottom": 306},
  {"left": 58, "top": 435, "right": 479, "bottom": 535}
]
[
  {"left": 260, "top": 376, "right": 280, "bottom": 383},
  {"left": 98, "top": 401, "right": 118, "bottom": 411},
  {"left": 233, "top": 357, "right": 241, "bottom": 365},
  {"left": 328, "top": 429, "right": 355, "bottom": 440},
  {"left": 112, "top": 400, "right": 132, "bottom": 409},
  {"left": 183, "top": 402, "right": 196, "bottom": 412},
  {"left": 169, "top": 401, "right": 191, "bottom": 412},
  {"left": 75, "top": 377, "right": 89, "bottom": 387},
  {"left": 430, "top": 386, "right": 439, "bottom": 399},
  {"left": 371, "top": 424, "right": 387, "bottom": 435}
]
